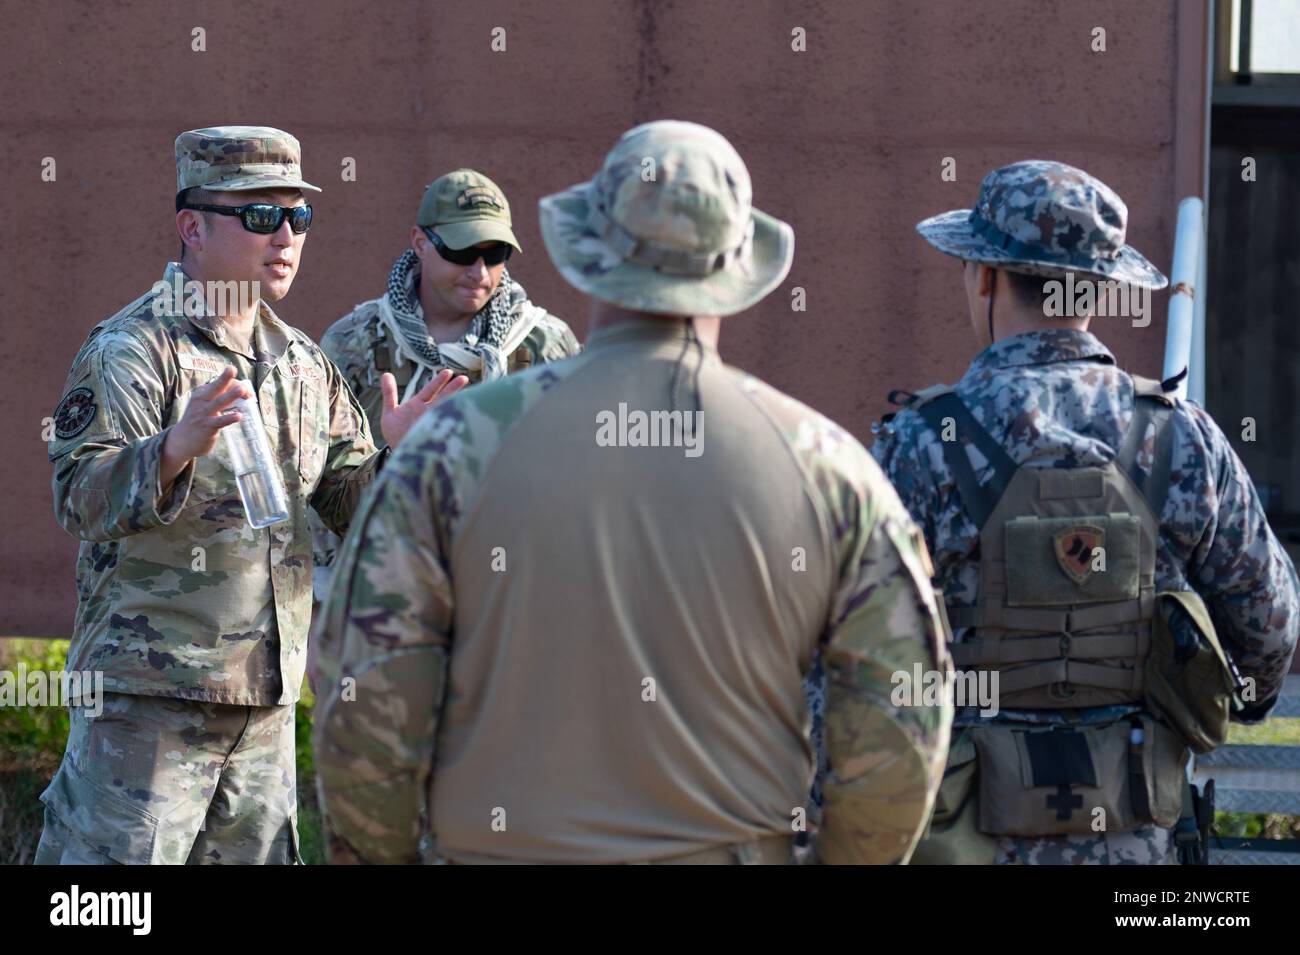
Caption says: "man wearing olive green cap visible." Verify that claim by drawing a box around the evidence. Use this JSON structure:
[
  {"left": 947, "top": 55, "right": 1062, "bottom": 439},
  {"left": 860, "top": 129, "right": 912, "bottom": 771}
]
[
  {"left": 311, "top": 120, "right": 952, "bottom": 865},
  {"left": 36, "top": 125, "right": 464, "bottom": 865},
  {"left": 309, "top": 168, "right": 578, "bottom": 601}
]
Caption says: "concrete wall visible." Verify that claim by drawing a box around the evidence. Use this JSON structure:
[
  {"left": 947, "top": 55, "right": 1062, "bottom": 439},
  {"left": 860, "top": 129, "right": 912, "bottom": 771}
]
[{"left": 0, "top": 0, "right": 1208, "bottom": 636}]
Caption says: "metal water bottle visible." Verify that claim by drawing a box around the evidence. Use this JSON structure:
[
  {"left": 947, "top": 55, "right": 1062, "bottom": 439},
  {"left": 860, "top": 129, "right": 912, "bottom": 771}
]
[{"left": 222, "top": 391, "right": 290, "bottom": 528}]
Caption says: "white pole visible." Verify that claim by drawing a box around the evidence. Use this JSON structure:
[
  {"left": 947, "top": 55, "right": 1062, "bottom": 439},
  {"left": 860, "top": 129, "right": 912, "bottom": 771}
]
[
  {"left": 1190, "top": 217, "right": 1207, "bottom": 406},
  {"left": 1163, "top": 197, "right": 1204, "bottom": 399}
]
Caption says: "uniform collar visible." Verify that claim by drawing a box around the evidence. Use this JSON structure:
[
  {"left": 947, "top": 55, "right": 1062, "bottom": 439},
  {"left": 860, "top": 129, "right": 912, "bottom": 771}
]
[
  {"left": 163, "top": 262, "right": 289, "bottom": 362},
  {"left": 586, "top": 317, "right": 715, "bottom": 355},
  {"left": 968, "top": 328, "right": 1115, "bottom": 375}
]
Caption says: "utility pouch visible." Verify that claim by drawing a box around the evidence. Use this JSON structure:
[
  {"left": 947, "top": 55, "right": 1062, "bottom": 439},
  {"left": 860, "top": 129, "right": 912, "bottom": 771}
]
[
  {"left": 972, "top": 714, "right": 1186, "bottom": 837},
  {"left": 1144, "top": 590, "right": 1238, "bottom": 754},
  {"left": 909, "top": 729, "right": 998, "bottom": 864}
]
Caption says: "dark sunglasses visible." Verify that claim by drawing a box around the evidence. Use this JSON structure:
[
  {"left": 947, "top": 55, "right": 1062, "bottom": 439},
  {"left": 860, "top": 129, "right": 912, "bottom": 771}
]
[
  {"left": 184, "top": 202, "right": 314, "bottom": 235},
  {"left": 423, "top": 226, "right": 512, "bottom": 266}
]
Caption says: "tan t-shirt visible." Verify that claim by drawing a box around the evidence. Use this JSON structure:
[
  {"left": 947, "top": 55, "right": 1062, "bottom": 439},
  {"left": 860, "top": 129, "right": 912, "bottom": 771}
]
[{"left": 313, "top": 319, "right": 951, "bottom": 863}]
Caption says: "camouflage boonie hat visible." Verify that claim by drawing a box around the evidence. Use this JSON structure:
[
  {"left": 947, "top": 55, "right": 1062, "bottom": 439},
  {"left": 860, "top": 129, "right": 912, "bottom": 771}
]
[
  {"left": 538, "top": 120, "right": 794, "bottom": 317},
  {"left": 418, "top": 169, "right": 521, "bottom": 252},
  {"left": 916, "top": 160, "right": 1167, "bottom": 289},
  {"left": 175, "top": 126, "right": 321, "bottom": 195}
]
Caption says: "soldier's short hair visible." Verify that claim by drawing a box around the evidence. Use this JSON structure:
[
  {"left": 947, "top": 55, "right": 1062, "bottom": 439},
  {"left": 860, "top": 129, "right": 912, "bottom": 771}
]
[{"left": 1003, "top": 268, "right": 1092, "bottom": 320}]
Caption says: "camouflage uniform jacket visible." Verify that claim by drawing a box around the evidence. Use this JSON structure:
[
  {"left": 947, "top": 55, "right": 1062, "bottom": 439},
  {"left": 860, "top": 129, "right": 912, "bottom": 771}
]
[
  {"left": 48, "top": 262, "right": 385, "bottom": 707},
  {"left": 871, "top": 329, "right": 1299, "bottom": 859},
  {"left": 313, "top": 320, "right": 952, "bottom": 864}
]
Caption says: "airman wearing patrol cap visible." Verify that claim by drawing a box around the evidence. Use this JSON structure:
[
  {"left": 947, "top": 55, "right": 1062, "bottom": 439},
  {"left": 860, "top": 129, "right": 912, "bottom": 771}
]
[{"left": 35, "top": 125, "right": 464, "bottom": 865}]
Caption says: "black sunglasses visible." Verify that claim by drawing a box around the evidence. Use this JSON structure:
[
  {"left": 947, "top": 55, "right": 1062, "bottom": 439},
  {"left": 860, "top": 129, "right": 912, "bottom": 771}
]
[
  {"left": 184, "top": 202, "right": 314, "bottom": 235},
  {"left": 423, "top": 227, "right": 512, "bottom": 266}
]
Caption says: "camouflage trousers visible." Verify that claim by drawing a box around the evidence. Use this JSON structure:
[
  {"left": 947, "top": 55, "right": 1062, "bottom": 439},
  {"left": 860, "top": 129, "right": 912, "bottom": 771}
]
[
  {"left": 35, "top": 692, "right": 299, "bottom": 865},
  {"left": 995, "top": 828, "right": 1175, "bottom": 865}
]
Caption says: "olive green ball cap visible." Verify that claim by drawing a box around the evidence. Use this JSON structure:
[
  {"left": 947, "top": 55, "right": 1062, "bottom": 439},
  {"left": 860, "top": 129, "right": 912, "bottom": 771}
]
[{"left": 417, "top": 169, "right": 521, "bottom": 252}]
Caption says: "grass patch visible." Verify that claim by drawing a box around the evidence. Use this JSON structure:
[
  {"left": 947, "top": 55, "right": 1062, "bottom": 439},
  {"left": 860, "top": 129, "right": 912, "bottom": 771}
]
[
  {"left": 0, "top": 639, "right": 71, "bottom": 865},
  {"left": 295, "top": 685, "right": 324, "bottom": 865},
  {"left": 1213, "top": 717, "right": 1300, "bottom": 841},
  {"left": 0, "top": 766, "right": 52, "bottom": 865},
  {"left": 0, "top": 637, "right": 324, "bottom": 864},
  {"left": 0, "top": 639, "right": 73, "bottom": 765},
  {"left": 1227, "top": 718, "right": 1300, "bottom": 746}
]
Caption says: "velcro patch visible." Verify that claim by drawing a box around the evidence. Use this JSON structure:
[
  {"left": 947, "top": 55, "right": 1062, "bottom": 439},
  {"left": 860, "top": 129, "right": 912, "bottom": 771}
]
[
  {"left": 285, "top": 362, "right": 323, "bottom": 380},
  {"left": 177, "top": 352, "right": 230, "bottom": 376},
  {"left": 53, "top": 387, "right": 97, "bottom": 439},
  {"left": 1023, "top": 729, "right": 1098, "bottom": 787},
  {"left": 1053, "top": 524, "right": 1106, "bottom": 584},
  {"left": 457, "top": 186, "right": 502, "bottom": 210}
]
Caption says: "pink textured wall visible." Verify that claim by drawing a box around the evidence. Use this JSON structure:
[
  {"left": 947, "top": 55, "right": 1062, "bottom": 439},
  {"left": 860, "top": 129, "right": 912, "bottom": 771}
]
[{"left": 0, "top": 0, "right": 1207, "bottom": 636}]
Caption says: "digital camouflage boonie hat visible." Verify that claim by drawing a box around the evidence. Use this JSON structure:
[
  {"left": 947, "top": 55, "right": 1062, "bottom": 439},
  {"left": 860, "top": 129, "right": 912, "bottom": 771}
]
[
  {"left": 418, "top": 169, "right": 521, "bottom": 252},
  {"left": 175, "top": 126, "right": 322, "bottom": 195},
  {"left": 916, "top": 160, "right": 1167, "bottom": 289},
  {"left": 538, "top": 120, "right": 794, "bottom": 317}
]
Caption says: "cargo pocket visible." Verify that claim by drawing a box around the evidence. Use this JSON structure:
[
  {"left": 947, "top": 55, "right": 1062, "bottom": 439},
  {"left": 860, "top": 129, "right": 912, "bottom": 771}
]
[
  {"left": 39, "top": 757, "right": 165, "bottom": 865},
  {"left": 173, "top": 365, "right": 235, "bottom": 508},
  {"left": 910, "top": 729, "right": 998, "bottom": 864}
]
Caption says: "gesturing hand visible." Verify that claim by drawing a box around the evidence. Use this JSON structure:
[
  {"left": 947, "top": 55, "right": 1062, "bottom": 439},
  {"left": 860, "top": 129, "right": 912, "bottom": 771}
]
[
  {"left": 161, "top": 366, "right": 252, "bottom": 488},
  {"left": 379, "top": 369, "right": 470, "bottom": 448}
]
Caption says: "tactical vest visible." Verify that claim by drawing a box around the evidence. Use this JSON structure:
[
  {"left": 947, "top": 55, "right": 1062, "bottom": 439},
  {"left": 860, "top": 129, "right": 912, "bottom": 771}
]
[
  {"left": 900, "top": 375, "right": 1176, "bottom": 710},
  {"left": 897, "top": 375, "right": 1239, "bottom": 848}
]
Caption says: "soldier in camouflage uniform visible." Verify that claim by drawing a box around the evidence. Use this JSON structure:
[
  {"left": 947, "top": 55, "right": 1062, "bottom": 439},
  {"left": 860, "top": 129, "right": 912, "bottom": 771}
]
[
  {"left": 308, "top": 169, "right": 579, "bottom": 600},
  {"left": 872, "top": 160, "right": 1299, "bottom": 864},
  {"left": 312, "top": 120, "right": 953, "bottom": 865},
  {"left": 35, "top": 126, "right": 465, "bottom": 864}
]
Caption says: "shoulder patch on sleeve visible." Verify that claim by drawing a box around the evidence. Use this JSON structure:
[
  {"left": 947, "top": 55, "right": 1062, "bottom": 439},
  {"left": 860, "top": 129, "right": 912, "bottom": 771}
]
[{"left": 53, "top": 387, "right": 98, "bottom": 439}]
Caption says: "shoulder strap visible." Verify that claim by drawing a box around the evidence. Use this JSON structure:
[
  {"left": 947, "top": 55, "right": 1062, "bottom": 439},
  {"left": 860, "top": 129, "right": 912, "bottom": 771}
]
[
  {"left": 372, "top": 321, "right": 392, "bottom": 371},
  {"left": 1117, "top": 375, "right": 1177, "bottom": 521},
  {"left": 907, "top": 386, "right": 1018, "bottom": 528},
  {"left": 1129, "top": 374, "right": 1175, "bottom": 402}
]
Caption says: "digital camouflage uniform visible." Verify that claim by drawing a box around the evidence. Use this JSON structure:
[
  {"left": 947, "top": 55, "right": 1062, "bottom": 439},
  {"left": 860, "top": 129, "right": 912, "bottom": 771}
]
[
  {"left": 872, "top": 161, "right": 1300, "bottom": 864},
  {"left": 308, "top": 169, "right": 579, "bottom": 595},
  {"left": 36, "top": 127, "right": 384, "bottom": 864},
  {"left": 312, "top": 121, "right": 953, "bottom": 865}
]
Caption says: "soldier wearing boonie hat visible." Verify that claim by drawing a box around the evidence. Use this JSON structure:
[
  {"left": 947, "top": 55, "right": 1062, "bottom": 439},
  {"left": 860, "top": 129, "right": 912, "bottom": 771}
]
[
  {"left": 915, "top": 159, "right": 1168, "bottom": 286},
  {"left": 872, "top": 160, "right": 1298, "bottom": 865},
  {"left": 36, "top": 125, "right": 463, "bottom": 865},
  {"left": 307, "top": 167, "right": 578, "bottom": 602},
  {"left": 311, "top": 120, "right": 951, "bottom": 865}
]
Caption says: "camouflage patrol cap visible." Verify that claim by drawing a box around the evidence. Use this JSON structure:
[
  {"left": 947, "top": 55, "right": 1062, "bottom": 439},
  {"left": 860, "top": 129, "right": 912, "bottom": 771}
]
[
  {"left": 418, "top": 169, "right": 521, "bottom": 252},
  {"left": 538, "top": 120, "right": 794, "bottom": 317},
  {"left": 175, "top": 126, "right": 321, "bottom": 194},
  {"left": 916, "top": 160, "right": 1167, "bottom": 289}
]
